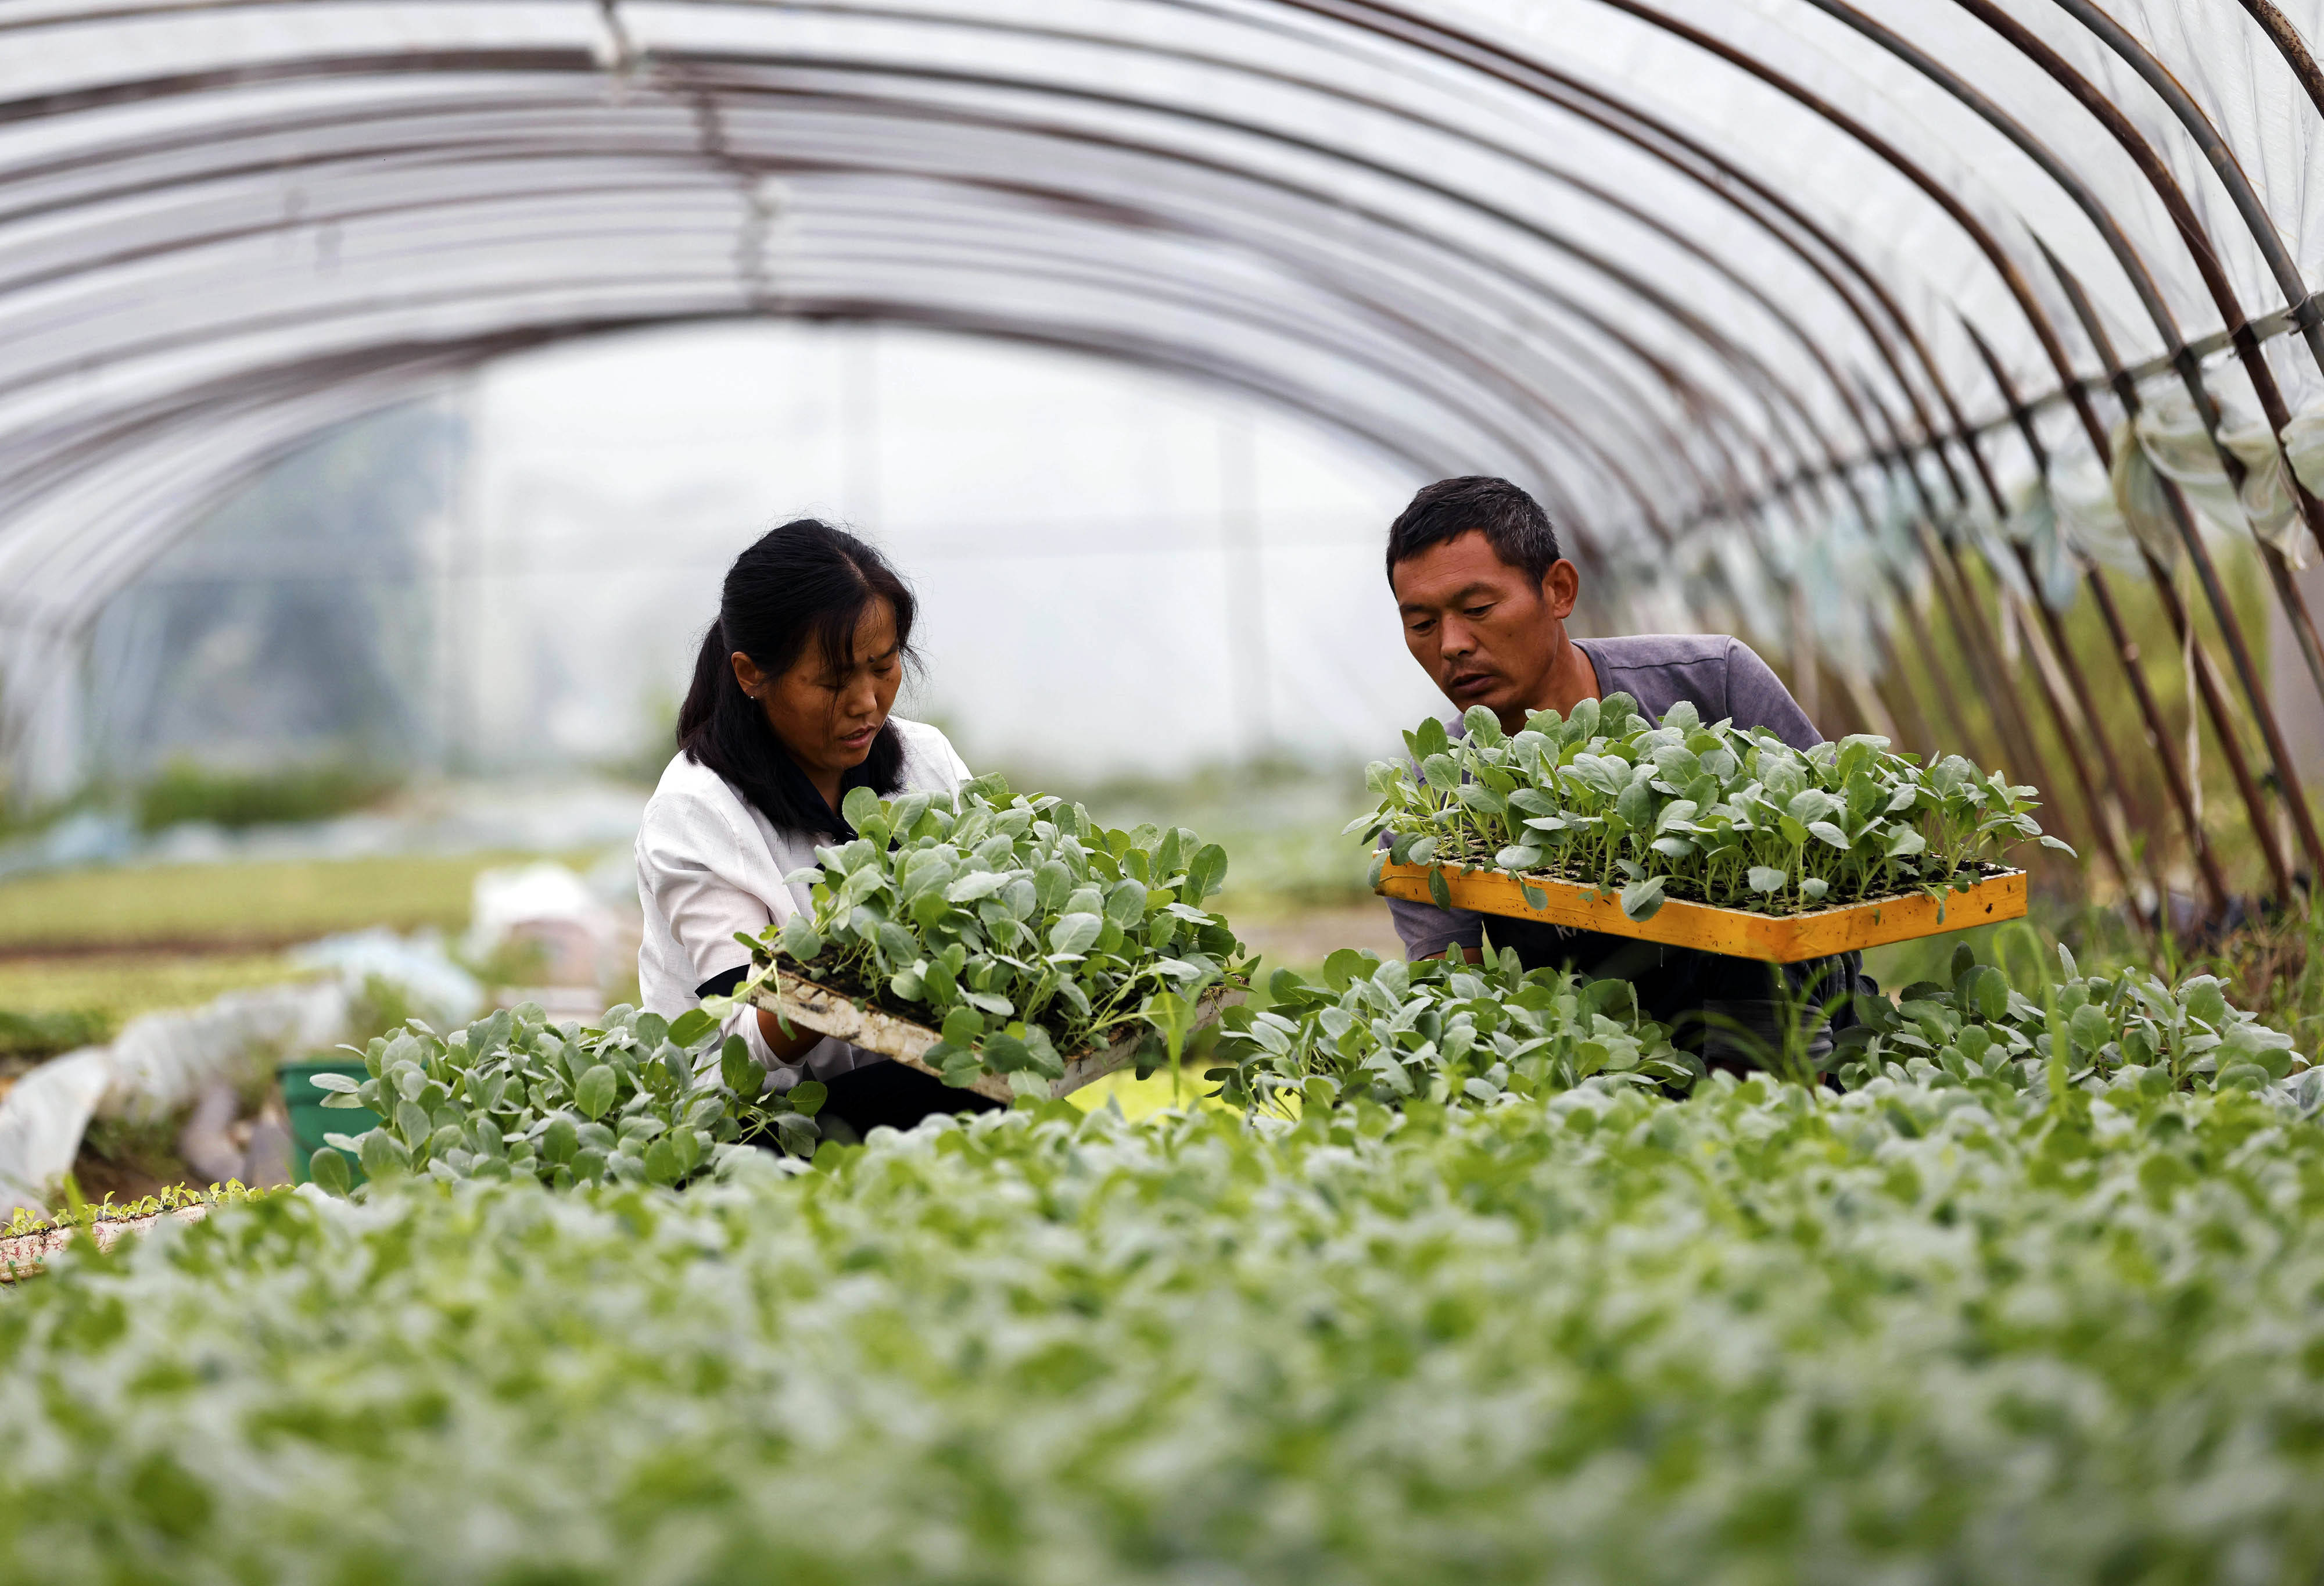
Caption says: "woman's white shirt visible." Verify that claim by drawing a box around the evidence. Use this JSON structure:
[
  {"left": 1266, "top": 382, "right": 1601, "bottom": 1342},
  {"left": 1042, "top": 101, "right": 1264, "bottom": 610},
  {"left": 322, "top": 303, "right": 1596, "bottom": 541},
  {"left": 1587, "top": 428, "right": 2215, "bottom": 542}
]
[{"left": 633, "top": 718, "right": 971, "bottom": 1085}]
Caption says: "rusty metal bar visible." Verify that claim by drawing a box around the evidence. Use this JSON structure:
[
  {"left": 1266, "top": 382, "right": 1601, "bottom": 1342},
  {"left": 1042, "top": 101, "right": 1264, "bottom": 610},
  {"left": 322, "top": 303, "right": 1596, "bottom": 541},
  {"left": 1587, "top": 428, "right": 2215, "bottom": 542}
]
[
  {"left": 1944, "top": 0, "right": 2324, "bottom": 735},
  {"left": 2237, "top": 1, "right": 2324, "bottom": 119},
  {"left": 2054, "top": 0, "right": 2324, "bottom": 375},
  {"left": 1960, "top": 318, "right": 2165, "bottom": 910},
  {"left": 1742, "top": 0, "right": 2323, "bottom": 887}
]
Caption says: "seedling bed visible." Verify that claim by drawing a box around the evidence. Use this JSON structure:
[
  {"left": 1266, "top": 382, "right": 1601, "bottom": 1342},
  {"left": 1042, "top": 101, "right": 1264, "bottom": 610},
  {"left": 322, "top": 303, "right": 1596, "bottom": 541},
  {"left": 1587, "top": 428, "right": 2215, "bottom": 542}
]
[
  {"left": 752, "top": 969, "right": 1232, "bottom": 1104},
  {"left": 1, "top": 1204, "right": 210, "bottom": 1283},
  {"left": 1376, "top": 860, "right": 2026, "bottom": 962}
]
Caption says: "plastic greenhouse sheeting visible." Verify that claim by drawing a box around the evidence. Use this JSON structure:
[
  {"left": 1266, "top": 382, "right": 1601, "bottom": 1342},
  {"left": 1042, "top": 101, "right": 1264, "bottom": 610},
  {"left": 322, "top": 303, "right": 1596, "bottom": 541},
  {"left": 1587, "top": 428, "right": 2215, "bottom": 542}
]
[{"left": 10, "top": 0, "right": 2324, "bottom": 782}]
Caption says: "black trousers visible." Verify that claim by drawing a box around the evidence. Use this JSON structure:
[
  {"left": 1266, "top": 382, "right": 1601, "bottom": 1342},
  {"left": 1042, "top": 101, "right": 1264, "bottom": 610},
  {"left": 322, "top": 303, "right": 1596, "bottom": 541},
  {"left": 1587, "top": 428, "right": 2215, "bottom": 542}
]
[
  {"left": 814, "top": 1058, "right": 1006, "bottom": 1139},
  {"left": 1483, "top": 918, "right": 1863, "bottom": 1071}
]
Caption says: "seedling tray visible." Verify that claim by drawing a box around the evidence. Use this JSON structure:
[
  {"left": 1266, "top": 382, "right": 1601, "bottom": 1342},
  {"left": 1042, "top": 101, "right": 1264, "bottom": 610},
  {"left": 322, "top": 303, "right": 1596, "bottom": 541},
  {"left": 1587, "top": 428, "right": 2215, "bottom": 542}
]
[
  {"left": 752, "top": 971, "right": 1232, "bottom": 1104},
  {"left": 1, "top": 1205, "right": 210, "bottom": 1283},
  {"left": 1375, "top": 861, "right": 2027, "bottom": 963}
]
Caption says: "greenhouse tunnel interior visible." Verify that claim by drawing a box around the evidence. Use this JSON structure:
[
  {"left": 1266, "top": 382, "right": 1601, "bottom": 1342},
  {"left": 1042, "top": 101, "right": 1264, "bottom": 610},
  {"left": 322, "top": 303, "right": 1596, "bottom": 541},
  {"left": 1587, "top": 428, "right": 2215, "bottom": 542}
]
[
  {"left": 9, "top": 0, "right": 2324, "bottom": 922},
  {"left": 18, "top": 10, "right": 2324, "bottom": 1575}
]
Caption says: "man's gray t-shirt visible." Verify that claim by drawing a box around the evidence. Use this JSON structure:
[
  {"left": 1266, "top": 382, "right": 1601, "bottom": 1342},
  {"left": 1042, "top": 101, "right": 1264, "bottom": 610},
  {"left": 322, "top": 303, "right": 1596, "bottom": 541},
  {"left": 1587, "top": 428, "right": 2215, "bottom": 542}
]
[{"left": 1386, "top": 633, "right": 1820, "bottom": 961}]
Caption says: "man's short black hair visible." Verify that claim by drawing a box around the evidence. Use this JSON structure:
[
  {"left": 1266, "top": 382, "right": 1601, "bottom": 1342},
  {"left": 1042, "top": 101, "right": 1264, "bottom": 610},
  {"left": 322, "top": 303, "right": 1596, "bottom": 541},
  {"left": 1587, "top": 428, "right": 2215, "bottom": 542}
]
[{"left": 1385, "top": 475, "right": 1562, "bottom": 587}]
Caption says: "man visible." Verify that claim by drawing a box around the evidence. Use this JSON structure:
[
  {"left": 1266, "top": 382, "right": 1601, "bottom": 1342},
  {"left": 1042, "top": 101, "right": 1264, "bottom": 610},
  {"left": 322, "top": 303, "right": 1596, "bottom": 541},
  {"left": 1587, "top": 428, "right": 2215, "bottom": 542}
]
[{"left": 1381, "top": 474, "right": 1855, "bottom": 1065}]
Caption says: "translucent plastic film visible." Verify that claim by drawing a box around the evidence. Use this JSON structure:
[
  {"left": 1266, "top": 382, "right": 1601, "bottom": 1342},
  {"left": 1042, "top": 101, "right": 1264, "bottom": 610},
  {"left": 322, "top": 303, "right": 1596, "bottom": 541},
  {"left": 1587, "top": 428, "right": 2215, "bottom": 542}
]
[{"left": 9, "top": 0, "right": 2324, "bottom": 767}]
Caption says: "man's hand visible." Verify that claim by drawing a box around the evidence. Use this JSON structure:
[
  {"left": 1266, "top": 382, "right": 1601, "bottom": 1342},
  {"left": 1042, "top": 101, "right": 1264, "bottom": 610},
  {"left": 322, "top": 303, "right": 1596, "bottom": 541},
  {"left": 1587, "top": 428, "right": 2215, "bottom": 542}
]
[{"left": 756, "top": 1005, "right": 823, "bottom": 1062}]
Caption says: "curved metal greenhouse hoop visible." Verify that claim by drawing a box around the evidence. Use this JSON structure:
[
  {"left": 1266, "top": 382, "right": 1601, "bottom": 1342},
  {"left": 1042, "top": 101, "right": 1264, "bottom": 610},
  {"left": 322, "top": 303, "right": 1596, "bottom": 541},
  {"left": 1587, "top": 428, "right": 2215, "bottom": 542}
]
[{"left": 1, "top": 0, "right": 2321, "bottom": 916}]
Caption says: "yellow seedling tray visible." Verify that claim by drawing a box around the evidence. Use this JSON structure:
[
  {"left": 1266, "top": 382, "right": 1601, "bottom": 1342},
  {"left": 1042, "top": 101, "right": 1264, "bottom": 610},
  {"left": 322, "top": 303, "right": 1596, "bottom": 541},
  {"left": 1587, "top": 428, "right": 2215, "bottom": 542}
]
[
  {"left": 1375, "top": 861, "right": 2027, "bottom": 964},
  {"left": 751, "top": 970, "right": 1231, "bottom": 1104}
]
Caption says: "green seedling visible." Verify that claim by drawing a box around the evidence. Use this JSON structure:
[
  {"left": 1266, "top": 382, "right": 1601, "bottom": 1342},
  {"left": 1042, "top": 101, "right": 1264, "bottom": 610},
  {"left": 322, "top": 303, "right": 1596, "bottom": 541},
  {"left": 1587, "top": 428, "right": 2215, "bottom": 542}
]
[
  {"left": 306, "top": 1003, "right": 816, "bottom": 1195},
  {"left": 1207, "top": 947, "right": 1702, "bottom": 1116},
  {"left": 1353, "top": 696, "right": 2070, "bottom": 921},
  {"left": 746, "top": 774, "right": 1256, "bottom": 1089}
]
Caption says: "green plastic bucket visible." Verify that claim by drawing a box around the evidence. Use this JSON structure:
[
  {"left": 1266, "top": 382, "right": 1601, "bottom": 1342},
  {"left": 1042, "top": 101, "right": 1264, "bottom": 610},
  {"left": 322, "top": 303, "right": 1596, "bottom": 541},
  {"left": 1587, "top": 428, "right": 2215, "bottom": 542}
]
[{"left": 279, "top": 1057, "right": 372, "bottom": 1187}]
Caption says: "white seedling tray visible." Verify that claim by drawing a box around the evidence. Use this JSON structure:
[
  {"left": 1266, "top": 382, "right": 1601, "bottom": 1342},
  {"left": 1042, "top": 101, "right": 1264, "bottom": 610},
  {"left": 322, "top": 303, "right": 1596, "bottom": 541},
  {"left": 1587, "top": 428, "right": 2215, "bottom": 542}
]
[
  {"left": 752, "top": 970, "right": 1230, "bottom": 1104},
  {"left": 1, "top": 1204, "right": 211, "bottom": 1283}
]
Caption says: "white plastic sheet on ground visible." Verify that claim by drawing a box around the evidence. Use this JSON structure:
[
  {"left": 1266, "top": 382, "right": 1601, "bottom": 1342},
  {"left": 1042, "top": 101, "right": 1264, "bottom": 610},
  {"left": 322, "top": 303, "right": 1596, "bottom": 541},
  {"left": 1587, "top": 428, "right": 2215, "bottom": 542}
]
[
  {"left": 0, "top": 932, "right": 486, "bottom": 1219},
  {"left": 290, "top": 930, "right": 485, "bottom": 1029},
  {"left": 0, "top": 982, "right": 346, "bottom": 1218}
]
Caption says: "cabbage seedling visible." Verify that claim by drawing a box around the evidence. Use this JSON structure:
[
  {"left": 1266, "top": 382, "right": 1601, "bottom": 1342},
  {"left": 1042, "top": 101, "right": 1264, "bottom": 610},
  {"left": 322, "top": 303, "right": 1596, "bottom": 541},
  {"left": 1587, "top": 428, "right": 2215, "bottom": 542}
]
[
  {"left": 746, "top": 775, "right": 1254, "bottom": 1093},
  {"left": 1353, "top": 697, "right": 2068, "bottom": 921}
]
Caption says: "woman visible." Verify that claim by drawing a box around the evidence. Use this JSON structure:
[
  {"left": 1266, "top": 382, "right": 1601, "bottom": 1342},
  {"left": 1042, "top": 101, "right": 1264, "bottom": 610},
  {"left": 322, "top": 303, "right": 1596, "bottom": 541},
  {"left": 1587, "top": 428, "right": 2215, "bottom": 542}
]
[{"left": 634, "top": 518, "right": 1000, "bottom": 1140}]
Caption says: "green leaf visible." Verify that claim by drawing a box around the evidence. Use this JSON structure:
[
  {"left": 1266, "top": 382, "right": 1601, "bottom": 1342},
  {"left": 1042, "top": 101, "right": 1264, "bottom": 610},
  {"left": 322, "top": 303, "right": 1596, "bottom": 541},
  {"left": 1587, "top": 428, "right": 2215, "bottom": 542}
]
[
  {"left": 1747, "top": 866, "right": 1787, "bottom": 894},
  {"left": 358, "top": 1129, "right": 411, "bottom": 1180},
  {"left": 787, "top": 1081, "right": 827, "bottom": 1118},
  {"left": 2067, "top": 1003, "right": 2112, "bottom": 1055},
  {"left": 308, "top": 1147, "right": 352, "bottom": 1197},
  {"left": 2184, "top": 978, "right": 2230, "bottom": 1030},
  {"left": 394, "top": 1100, "right": 432, "bottom": 1145},
  {"left": 1048, "top": 912, "right": 1104, "bottom": 957},
  {"left": 779, "top": 914, "right": 824, "bottom": 964},
  {"left": 1104, "top": 878, "right": 1148, "bottom": 928},
  {"left": 876, "top": 921, "right": 919, "bottom": 965},
  {"left": 1454, "top": 783, "right": 1507, "bottom": 819},
  {"left": 1187, "top": 843, "right": 1229, "bottom": 899},
  {"left": 542, "top": 1116, "right": 580, "bottom": 1165},
  {"left": 575, "top": 1065, "right": 618, "bottom": 1121},
  {"left": 1966, "top": 965, "right": 2009, "bottom": 1023},
  {"left": 720, "top": 1037, "right": 764, "bottom": 1100},
  {"left": 1034, "top": 860, "right": 1074, "bottom": 912},
  {"left": 1019, "top": 1027, "right": 1066, "bottom": 1079},
  {"left": 1615, "top": 778, "right": 1653, "bottom": 831},
  {"left": 1619, "top": 876, "right": 1666, "bottom": 921},
  {"left": 841, "top": 785, "right": 884, "bottom": 833},
  {"left": 668, "top": 1008, "right": 716, "bottom": 1048},
  {"left": 945, "top": 871, "right": 1010, "bottom": 904},
  {"left": 981, "top": 1032, "right": 1034, "bottom": 1073}
]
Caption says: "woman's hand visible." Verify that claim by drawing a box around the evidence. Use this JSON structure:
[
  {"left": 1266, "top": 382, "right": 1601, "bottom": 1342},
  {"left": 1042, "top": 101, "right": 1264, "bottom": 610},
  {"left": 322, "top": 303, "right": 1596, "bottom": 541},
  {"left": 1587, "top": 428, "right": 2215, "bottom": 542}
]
[{"left": 756, "top": 1005, "right": 824, "bottom": 1063}]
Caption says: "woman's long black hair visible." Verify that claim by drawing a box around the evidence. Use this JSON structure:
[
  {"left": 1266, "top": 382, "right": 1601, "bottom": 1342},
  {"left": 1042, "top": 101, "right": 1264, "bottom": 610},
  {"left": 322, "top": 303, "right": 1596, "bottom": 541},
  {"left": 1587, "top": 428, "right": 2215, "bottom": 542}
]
[{"left": 677, "top": 518, "right": 917, "bottom": 836}]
